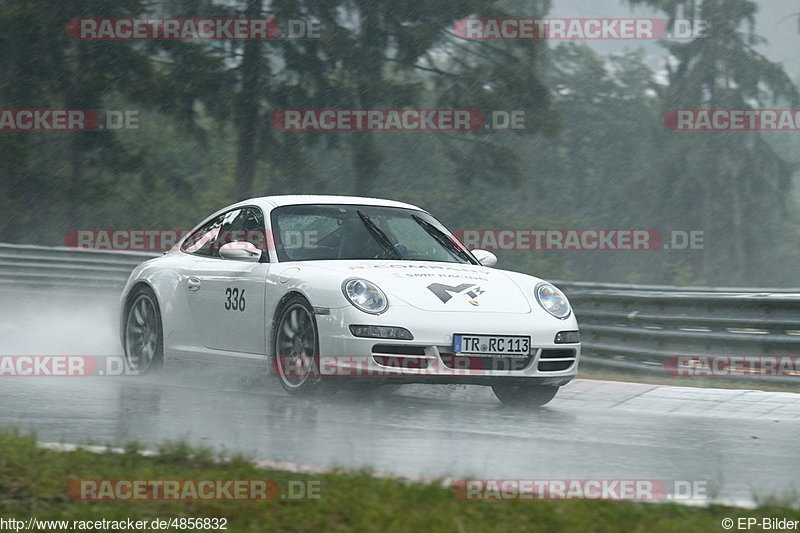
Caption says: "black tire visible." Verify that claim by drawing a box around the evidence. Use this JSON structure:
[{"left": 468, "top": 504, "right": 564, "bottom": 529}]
[
  {"left": 491, "top": 383, "right": 559, "bottom": 407},
  {"left": 271, "top": 294, "right": 330, "bottom": 396},
  {"left": 123, "top": 286, "right": 164, "bottom": 374}
]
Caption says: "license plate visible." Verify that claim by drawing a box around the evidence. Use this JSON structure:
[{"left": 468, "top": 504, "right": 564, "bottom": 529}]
[{"left": 453, "top": 334, "right": 531, "bottom": 357}]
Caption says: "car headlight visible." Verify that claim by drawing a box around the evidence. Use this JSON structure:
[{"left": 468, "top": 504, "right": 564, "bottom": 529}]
[
  {"left": 535, "top": 283, "right": 571, "bottom": 319},
  {"left": 342, "top": 279, "right": 388, "bottom": 314}
]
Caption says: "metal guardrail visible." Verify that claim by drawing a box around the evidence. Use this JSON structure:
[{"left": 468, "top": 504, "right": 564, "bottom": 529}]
[
  {"left": 1, "top": 242, "right": 798, "bottom": 381},
  {"left": 555, "top": 281, "right": 800, "bottom": 382},
  {"left": 0, "top": 243, "right": 158, "bottom": 290}
]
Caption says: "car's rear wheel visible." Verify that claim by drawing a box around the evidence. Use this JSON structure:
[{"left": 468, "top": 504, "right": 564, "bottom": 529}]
[
  {"left": 272, "top": 295, "right": 329, "bottom": 395},
  {"left": 491, "top": 383, "right": 559, "bottom": 407},
  {"left": 123, "top": 287, "right": 164, "bottom": 374}
]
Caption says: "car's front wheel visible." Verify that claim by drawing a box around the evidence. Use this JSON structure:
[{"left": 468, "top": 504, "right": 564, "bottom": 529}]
[
  {"left": 123, "top": 286, "right": 164, "bottom": 374},
  {"left": 491, "top": 383, "right": 559, "bottom": 407},
  {"left": 272, "top": 295, "right": 330, "bottom": 396}
]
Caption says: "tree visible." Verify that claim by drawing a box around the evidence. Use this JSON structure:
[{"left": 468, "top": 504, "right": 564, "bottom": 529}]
[
  {"left": 269, "top": 0, "right": 558, "bottom": 196},
  {"left": 233, "top": 0, "right": 265, "bottom": 200},
  {"left": 626, "top": 0, "right": 799, "bottom": 283},
  {"left": 0, "top": 0, "right": 235, "bottom": 239}
]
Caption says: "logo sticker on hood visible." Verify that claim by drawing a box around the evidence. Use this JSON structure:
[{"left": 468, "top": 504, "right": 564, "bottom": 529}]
[{"left": 427, "top": 282, "right": 485, "bottom": 305}]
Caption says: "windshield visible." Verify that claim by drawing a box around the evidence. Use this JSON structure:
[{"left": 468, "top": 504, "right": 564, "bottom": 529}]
[{"left": 270, "top": 204, "right": 475, "bottom": 264}]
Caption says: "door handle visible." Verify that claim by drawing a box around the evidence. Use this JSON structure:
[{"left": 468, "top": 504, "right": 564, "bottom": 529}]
[{"left": 187, "top": 277, "right": 201, "bottom": 291}]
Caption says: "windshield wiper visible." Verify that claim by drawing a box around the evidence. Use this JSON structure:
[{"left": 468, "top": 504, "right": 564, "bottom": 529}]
[
  {"left": 411, "top": 215, "right": 475, "bottom": 264},
  {"left": 357, "top": 210, "right": 402, "bottom": 259}
]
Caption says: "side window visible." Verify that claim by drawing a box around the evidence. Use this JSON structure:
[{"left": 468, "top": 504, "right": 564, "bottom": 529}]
[
  {"left": 241, "top": 208, "right": 267, "bottom": 251},
  {"left": 213, "top": 209, "right": 245, "bottom": 251},
  {"left": 180, "top": 207, "right": 267, "bottom": 259},
  {"left": 181, "top": 214, "right": 226, "bottom": 257},
  {"left": 215, "top": 207, "right": 268, "bottom": 257}
]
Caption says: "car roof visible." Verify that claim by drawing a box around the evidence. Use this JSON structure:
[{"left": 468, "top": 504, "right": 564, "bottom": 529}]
[{"left": 232, "top": 195, "right": 425, "bottom": 212}]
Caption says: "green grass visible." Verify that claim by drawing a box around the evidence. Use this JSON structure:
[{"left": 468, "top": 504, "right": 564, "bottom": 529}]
[{"left": 1, "top": 430, "right": 798, "bottom": 532}]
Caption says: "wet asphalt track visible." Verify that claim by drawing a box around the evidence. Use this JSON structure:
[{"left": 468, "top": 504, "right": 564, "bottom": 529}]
[{"left": 1, "top": 288, "right": 799, "bottom": 506}]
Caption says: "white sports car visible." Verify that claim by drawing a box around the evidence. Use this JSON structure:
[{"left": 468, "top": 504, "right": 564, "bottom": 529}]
[{"left": 120, "top": 195, "right": 580, "bottom": 406}]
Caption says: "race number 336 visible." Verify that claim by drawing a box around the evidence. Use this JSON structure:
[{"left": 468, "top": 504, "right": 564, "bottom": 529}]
[{"left": 225, "top": 287, "right": 246, "bottom": 311}]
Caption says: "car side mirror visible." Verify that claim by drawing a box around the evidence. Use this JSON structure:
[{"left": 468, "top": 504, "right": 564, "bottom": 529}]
[
  {"left": 472, "top": 249, "right": 497, "bottom": 267},
  {"left": 219, "top": 242, "right": 262, "bottom": 262}
]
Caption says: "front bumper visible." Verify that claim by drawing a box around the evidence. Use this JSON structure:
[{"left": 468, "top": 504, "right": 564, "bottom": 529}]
[{"left": 311, "top": 304, "right": 580, "bottom": 385}]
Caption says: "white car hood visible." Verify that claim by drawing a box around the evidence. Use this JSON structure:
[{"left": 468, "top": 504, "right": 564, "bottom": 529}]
[{"left": 305, "top": 261, "right": 533, "bottom": 313}]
